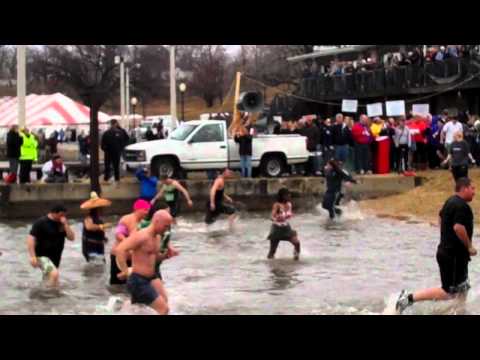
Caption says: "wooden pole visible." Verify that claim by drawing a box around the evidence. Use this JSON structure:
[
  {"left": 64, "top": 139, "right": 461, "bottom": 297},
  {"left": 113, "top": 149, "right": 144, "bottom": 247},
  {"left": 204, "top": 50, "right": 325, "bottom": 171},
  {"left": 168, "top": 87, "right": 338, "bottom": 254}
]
[{"left": 229, "top": 71, "right": 242, "bottom": 136}]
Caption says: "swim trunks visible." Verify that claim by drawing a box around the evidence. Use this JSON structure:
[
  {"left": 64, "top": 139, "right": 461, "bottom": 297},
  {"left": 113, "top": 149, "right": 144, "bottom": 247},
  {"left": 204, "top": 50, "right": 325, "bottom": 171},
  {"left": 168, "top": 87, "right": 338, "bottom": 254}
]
[{"left": 127, "top": 272, "right": 160, "bottom": 305}]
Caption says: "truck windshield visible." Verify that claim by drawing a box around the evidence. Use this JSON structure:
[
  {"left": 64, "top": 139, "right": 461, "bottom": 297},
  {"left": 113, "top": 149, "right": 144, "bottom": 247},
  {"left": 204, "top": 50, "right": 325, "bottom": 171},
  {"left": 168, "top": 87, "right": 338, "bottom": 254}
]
[{"left": 170, "top": 124, "right": 198, "bottom": 141}]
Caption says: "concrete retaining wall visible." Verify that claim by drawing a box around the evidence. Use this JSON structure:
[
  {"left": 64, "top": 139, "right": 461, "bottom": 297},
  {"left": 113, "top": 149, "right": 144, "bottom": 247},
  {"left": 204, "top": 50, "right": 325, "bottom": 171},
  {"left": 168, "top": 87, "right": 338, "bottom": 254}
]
[{"left": 0, "top": 175, "right": 419, "bottom": 219}]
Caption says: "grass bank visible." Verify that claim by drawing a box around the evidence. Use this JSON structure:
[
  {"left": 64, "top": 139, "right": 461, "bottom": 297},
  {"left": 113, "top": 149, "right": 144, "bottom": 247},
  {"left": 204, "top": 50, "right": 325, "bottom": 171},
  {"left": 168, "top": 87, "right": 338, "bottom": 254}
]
[{"left": 360, "top": 168, "right": 480, "bottom": 225}]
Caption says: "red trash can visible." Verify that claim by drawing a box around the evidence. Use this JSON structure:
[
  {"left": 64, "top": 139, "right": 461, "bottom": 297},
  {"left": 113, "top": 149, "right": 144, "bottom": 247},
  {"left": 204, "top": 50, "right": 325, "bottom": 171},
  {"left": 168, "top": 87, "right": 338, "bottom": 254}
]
[{"left": 375, "top": 136, "right": 390, "bottom": 174}]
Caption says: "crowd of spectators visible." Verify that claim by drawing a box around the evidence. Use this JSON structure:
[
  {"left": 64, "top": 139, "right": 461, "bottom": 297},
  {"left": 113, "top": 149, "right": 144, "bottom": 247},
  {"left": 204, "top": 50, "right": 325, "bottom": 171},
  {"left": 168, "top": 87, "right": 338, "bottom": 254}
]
[
  {"left": 318, "top": 45, "right": 478, "bottom": 77},
  {"left": 273, "top": 109, "right": 480, "bottom": 177}
]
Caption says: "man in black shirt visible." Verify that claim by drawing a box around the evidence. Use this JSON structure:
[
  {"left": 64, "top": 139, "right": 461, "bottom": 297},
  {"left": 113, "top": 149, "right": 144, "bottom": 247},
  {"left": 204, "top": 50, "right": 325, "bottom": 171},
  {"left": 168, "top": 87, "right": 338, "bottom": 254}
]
[
  {"left": 26, "top": 205, "right": 75, "bottom": 287},
  {"left": 6, "top": 125, "right": 22, "bottom": 183},
  {"left": 396, "top": 178, "right": 477, "bottom": 314},
  {"left": 101, "top": 119, "right": 130, "bottom": 183},
  {"left": 331, "top": 114, "right": 351, "bottom": 163}
]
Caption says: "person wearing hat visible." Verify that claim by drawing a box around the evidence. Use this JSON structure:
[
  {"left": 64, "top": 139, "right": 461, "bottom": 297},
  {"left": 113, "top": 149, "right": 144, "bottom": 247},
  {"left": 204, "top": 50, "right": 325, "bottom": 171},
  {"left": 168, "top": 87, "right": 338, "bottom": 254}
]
[
  {"left": 19, "top": 127, "right": 38, "bottom": 184},
  {"left": 81, "top": 192, "right": 112, "bottom": 263}
]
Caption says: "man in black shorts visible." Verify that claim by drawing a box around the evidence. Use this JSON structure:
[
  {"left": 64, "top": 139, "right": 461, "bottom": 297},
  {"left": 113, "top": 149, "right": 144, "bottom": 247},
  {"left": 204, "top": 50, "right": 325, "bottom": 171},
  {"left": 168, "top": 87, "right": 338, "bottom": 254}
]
[
  {"left": 26, "top": 205, "right": 76, "bottom": 287},
  {"left": 116, "top": 210, "right": 174, "bottom": 315},
  {"left": 396, "top": 177, "right": 477, "bottom": 314},
  {"left": 205, "top": 169, "right": 237, "bottom": 228}
]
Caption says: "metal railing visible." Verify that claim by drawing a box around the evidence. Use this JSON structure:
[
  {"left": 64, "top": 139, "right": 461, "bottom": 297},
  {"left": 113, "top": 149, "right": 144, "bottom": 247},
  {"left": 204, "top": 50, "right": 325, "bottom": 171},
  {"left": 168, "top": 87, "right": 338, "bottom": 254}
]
[{"left": 299, "top": 57, "right": 480, "bottom": 99}]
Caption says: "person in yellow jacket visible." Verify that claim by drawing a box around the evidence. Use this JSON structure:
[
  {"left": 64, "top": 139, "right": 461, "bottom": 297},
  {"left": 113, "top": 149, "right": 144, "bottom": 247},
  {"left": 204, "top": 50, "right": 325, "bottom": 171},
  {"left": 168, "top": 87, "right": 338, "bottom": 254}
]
[
  {"left": 19, "top": 128, "right": 38, "bottom": 184},
  {"left": 370, "top": 117, "right": 385, "bottom": 138}
]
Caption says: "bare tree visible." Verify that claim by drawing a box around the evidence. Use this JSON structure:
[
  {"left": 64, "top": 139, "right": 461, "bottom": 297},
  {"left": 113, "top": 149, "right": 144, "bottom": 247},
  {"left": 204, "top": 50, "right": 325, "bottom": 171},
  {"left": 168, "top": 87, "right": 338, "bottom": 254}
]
[
  {"left": 189, "top": 45, "right": 227, "bottom": 108},
  {"left": 42, "top": 45, "right": 125, "bottom": 193}
]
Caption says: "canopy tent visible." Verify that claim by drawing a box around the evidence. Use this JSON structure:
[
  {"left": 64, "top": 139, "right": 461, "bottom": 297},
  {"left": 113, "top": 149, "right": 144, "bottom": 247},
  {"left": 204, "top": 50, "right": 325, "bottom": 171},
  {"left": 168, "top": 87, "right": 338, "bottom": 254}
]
[{"left": 0, "top": 93, "right": 111, "bottom": 128}]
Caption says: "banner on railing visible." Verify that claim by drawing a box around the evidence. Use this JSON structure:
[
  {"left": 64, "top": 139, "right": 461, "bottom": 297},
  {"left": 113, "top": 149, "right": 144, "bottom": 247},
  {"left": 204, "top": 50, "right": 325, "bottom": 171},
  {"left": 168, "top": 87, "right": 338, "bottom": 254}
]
[
  {"left": 367, "top": 103, "right": 383, "bottom": 117},
  {"left": 342, "top": 99, "right": 358, "bottom": 113},
  {"left": 412, "top": 104, "right": 430, "bottom": 116},
  {"left": 386, "top": 100, "right": 406, "bottom": 117}
]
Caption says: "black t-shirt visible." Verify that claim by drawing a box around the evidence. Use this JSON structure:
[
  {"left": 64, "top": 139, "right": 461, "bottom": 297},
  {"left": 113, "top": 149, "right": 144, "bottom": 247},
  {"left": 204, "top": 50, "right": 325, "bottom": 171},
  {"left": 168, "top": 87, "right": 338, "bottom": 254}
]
[
  {"left": 30, "top": 216, "right": 67, "bottom": 266},
  {"left": 439, "top": 195, "right": 473, "bottom": 259},
  {"left": 450, "top": 140, "right": 470, "bottom": 167}
]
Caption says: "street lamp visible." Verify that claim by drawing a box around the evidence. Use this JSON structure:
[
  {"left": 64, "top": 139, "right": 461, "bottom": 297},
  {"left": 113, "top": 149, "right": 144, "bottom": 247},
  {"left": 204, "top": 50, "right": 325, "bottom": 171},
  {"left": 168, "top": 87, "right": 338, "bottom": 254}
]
[
  {"left": 131, "top": 97, "right": 138, "bottom": 129},
  {"left": 179, "top": 82, "right": 187, "bottom": 122},
  {"left": 115, "top": 55, "right": 126, "bottom": 128}
]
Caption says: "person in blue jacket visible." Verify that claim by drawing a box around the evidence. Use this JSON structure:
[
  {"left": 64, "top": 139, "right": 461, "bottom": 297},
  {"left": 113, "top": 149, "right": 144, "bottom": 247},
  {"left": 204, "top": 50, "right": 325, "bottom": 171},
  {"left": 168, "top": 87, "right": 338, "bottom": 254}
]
[{"left": 136, "top": 167, "right": 159, "bottom": 203}]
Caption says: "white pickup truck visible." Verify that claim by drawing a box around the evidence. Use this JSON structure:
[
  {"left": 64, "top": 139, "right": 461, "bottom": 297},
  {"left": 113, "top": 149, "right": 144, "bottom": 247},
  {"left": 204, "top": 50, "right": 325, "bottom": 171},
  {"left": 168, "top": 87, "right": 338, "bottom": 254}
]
[{"left": 123, "top": 120, "right": 310, "bottom": 178}]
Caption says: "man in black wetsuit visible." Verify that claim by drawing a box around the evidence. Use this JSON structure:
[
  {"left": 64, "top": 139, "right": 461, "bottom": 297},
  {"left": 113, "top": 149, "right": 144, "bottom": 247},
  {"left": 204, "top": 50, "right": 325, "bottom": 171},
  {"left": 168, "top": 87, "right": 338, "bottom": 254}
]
[
  {"left": 205, "top": 169, "right": 237, "bottom": 228},
  {"left": 322, "top": 160, "right": 357, "bottom": 219},
  {"left": 396, "top": 177, "right": 477, "bottom": 314}
]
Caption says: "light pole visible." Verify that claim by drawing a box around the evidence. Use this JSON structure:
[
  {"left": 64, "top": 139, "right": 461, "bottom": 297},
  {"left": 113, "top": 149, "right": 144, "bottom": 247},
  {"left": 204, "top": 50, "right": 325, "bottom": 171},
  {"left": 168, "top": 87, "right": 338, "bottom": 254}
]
[
  {"left": 17, "top": 45, "right": 27, "bottom": 128},
  {"left": 125, "top": 67, "right": 130, "bottom": 128},
  {"left": 131, "top": 97, "right": 138, "bottom": 129},
  {"left": 179, "top": 83, "right": 186, "bottom": 122},
  {"left": 169, "top": 45, "right": 178, "bottom": 129},
  {"left": 115, "top": 55, "right": 126, "bottom": 129}
]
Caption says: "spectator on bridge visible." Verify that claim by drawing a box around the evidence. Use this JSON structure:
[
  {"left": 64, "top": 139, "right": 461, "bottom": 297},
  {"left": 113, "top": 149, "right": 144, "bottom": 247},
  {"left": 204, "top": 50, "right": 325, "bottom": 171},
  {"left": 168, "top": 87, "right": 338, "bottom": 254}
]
[
  {"left": 101, "top": 119, "right": 130, "bottom": 184},
  {"left": 435, "top": 46, "right": 446, "bottom": 61},
  {"left": 446, "top": 45, "right": 459, "bottom": 59},
  {"left": 6, "top": 125, "right": 22, "bottom": 184},
  {"left": 352, "top": 115, "right": 373, "bottom": 175},
  {"left": 19, "top": 128, "right": 38, "bottom": 184},
  {"left": 42, "top": 154, "right": 68, "bottom": 183},
  {"left": 332, "top": 113, "right": 352, "bottom": 164}
]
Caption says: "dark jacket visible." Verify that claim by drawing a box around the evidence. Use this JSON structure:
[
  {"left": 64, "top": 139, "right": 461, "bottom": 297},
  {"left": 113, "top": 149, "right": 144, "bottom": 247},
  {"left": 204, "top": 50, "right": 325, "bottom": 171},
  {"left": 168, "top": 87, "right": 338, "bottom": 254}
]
[
  {"left": 101, "top": 127, "right": 129, "bottom": 154},
  {"left": 234, "top": 134, "right": 253, "bottom": 156},
  {"left": 7, "top": 130, "right": 22, "bottom": 159},
  {"left": 331, "top": 123, "right": 352, "bottom": 146},
  {"left": 300, "top": 124, "right": 320, "bottom": 152},
  {"left": 78, "top": 135, "right": 90, "bottom": 155},
  {"left": 321, "top": 125, "right": 334, "bottom": 148}
]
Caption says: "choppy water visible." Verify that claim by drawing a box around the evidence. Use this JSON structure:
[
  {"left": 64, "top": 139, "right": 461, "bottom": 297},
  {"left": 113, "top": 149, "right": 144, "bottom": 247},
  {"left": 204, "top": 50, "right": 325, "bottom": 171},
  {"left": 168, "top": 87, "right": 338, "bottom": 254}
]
[{"left": 2, "top": 202, "right": 480, "bottom": 315}]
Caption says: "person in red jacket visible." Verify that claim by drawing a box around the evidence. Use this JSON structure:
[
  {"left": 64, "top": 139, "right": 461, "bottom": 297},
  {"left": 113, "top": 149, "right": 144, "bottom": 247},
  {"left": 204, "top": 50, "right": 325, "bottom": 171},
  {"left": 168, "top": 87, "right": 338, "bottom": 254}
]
[
  {"left": 351, "top": 115, "right": 373, "bottom": 174},
  {"left": 407, "top": 115, "right": 430, "bottom": 170}
]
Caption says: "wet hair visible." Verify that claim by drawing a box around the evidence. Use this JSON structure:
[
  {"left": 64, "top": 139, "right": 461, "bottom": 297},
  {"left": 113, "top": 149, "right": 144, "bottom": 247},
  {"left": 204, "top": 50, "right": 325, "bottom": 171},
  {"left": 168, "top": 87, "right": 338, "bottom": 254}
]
[
  {"left": 50, "top": 204, "right": 67, "bottom": 214},
  {"left": 52, "top": 154, "right": 61, "bottom": 161},
  {"left": 327, "top": 159, "right": 342, "bottom": 173},
  {"left": 277, "top": 187, "right": 290, "bottom": 203},
  {"left": 147, "top": 201, "right": 169, "bottom": 221},
  {"left": 456, "top": 178, "right": 472, "bottom": 193}
]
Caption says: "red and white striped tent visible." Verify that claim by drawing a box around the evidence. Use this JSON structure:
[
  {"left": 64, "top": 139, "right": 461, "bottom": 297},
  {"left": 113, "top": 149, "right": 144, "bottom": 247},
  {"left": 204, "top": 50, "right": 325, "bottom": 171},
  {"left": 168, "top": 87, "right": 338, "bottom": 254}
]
[{"left": 0, "top": 93, "right": 111, "bottom": 129}]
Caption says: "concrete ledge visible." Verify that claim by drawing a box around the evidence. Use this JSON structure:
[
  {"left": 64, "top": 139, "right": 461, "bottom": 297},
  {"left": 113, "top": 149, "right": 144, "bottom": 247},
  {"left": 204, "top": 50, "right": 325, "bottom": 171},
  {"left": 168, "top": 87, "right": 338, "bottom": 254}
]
[{"left": 0, "top": 175, "right": 418, "bottom": 219}]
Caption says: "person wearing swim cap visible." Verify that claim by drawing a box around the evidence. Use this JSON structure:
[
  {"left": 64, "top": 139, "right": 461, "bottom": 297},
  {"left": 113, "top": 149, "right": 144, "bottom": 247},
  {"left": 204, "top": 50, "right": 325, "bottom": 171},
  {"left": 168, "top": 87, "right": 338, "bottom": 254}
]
[
  {"left": 110, "top": 199, "right": 151, "bottom": 285},
  {"left": 116, "top": 210, "right": 174, "bottom": 315},
  {"left": 26, "top": 205, "right": 75, "bottom": 287},
  {"left": 322, "top": 159, "right": 357, "bottom": 220},
  {"left": 150, "top": 175, "right": 193, "bottom": 220},
  {"left": 267, "top": 188, "right": 301, "bottom": 260},
  {"left": 205, "top": 169, "right": 237, "bottom": 229}
]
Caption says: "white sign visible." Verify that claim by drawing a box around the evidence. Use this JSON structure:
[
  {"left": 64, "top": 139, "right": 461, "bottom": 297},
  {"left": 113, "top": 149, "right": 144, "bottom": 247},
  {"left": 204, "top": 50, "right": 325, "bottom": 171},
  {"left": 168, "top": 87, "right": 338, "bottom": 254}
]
[
  {"left": 342, "top": 99, "right": 358, "bottom": 113},
  {"left": 386, "top": 100, "right": 406, "bottom": 117},
  {"left": 367, "top": 103, "right": 383, "bottom": 117},
  {"left": 412, "top": 104, "right": 430, "bottom": 116}
]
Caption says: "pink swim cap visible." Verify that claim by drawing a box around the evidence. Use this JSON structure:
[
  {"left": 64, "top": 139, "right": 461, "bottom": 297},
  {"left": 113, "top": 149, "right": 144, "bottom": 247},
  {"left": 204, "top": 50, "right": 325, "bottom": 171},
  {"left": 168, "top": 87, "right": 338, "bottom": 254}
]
[{"left": 133, "top": 199, "right": 151, "bottom": 212}]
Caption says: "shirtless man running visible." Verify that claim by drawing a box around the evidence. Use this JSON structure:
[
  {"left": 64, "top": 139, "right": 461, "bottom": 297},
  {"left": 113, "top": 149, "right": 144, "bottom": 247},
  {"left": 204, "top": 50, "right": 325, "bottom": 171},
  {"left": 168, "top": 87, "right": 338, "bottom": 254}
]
[
  {"left": 116, "top": 210, "right": 174, "bottom": 315},
  {"left": 205, "top": 168, "right": 237, "bottom": 229},
  {"left": 110, "top": 199, "right": 151, "bottom": 285}
]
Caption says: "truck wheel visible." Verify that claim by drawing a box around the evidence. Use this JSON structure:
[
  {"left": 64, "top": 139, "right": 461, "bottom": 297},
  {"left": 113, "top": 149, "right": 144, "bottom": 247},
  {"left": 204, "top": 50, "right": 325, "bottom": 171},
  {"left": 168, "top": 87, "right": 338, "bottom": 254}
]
[
  {"left": 261, "top": 155, "right": 285, "bottom": 178},
  {"left": 152, "top": 157, "right": 179, "bottom": 178}
]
